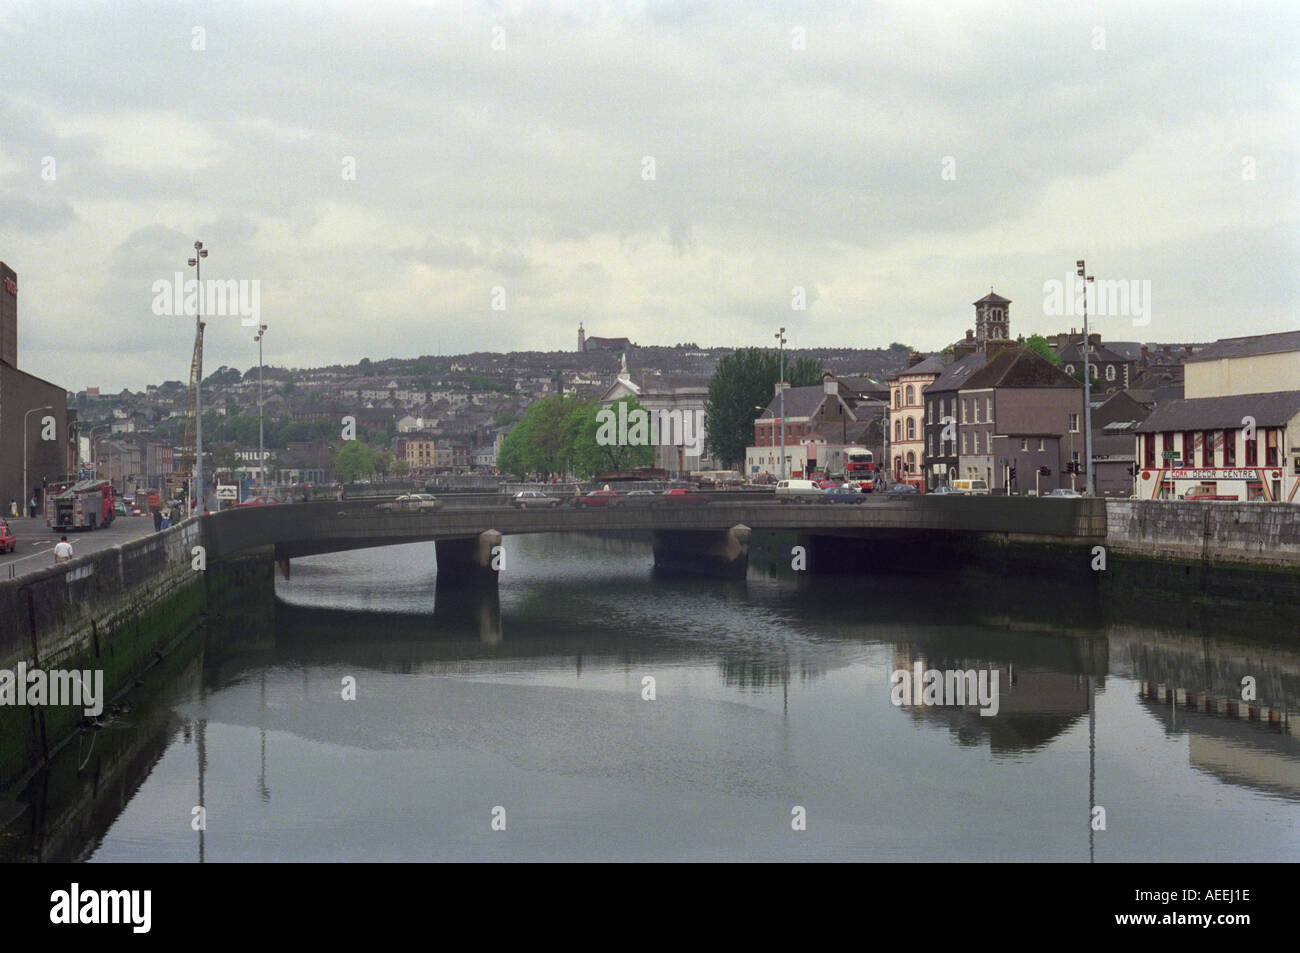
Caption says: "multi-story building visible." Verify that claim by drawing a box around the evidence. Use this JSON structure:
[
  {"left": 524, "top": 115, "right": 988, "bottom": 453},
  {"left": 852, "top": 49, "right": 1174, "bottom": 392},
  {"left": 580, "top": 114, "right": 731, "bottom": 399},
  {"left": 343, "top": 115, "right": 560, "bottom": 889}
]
[
  {"left": 923, "top": 352, "right": 987, "bottom": 490},
  {"left": 956, "top": 345, "right": 1086, "bottom": 493},
  {"left": 600, "top": 355, "right": 712, "bottom": 475},
  {"left": 1184, "top": 330, "right": 1300, "bottom": 399},
  {"left": 886, "top": 355, "right": 943, "bottom": 487},
  {"left": 405, "top": 435, "right": 436, "bottom": 474}
]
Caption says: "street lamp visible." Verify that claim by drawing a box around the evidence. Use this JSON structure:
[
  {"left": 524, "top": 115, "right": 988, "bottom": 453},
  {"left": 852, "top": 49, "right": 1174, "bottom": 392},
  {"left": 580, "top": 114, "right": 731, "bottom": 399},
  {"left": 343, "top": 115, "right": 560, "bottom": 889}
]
[
  {"left": 775, "top": 327, "right": 787, "bottom": 480},
  {"left": 1076, "top": 259, "right": 1095, "bottom": 496},
  {"left": 188, "top": 241, "right": 209, "bottom": 513},
  {"left": 254, "top": 322, "right": 267, "bottom": 496},
  {"left": 23, "top": 405, "right": 53, "bottom": 517}
]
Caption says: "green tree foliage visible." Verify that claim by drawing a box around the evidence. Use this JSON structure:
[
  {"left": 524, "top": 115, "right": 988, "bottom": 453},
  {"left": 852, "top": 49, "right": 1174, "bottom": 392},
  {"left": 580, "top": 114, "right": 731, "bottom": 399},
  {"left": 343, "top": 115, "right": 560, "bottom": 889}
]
[
  {"left": 887, "top": 342, "right": 912, "bottom": 353},
  {"left": 571, "top": 397, "right": 656, "bottom": 478},
  {"left": 704, "top": 349, "right": 825, "bottom": 468},
  {"left": 335, "top": 441, "right": 375, "bottom": 481},
  {"left": 1024, "top": 334, "right": 1061, "bottom": 365},
  {"left": 496, "top": 395, "right": 593, "bottom": 478}
]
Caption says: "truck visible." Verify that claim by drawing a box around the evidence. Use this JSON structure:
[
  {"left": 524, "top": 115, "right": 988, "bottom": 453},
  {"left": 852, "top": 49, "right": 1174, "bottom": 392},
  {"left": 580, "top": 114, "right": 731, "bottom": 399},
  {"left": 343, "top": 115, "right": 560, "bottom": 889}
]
[
  {"left": 815, "top": 445, "right": 878, "bottom": 486},
  {"left": 48, "top": 479, "right": 116, "bottom": 531}
]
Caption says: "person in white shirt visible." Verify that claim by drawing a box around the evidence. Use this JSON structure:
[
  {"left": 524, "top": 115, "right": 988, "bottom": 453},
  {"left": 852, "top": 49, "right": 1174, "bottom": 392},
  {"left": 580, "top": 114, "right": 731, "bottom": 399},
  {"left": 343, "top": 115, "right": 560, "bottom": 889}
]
[{"left": 53, "top": 536, "right": 74, "bottom": 563}]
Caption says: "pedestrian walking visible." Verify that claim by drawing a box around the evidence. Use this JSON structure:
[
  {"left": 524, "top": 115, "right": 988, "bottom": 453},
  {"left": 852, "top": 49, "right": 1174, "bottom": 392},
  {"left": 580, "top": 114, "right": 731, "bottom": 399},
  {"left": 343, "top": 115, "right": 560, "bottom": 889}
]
[
  {"left": 29, "top": 495, "right": 37, "bottom": 518},
  {"left": 8, "top": 499, "right": 15, "bottom": 517},
  {"left": 53, "top": 536, "right": 73, "bottom": 564},
  {"left": 153, "top": 508, "right": 163, "bottom": 532}
]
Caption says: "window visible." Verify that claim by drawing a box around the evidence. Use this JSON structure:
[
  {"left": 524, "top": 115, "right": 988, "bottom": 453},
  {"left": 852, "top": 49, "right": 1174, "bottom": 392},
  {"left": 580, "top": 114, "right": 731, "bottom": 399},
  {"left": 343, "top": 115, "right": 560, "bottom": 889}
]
[
  {"left": 927, "top": 401, "right": 934, "bottom": 425},
  {"left": 928, "top": 434, "right": 934, "bottom": 456},
  {"left": 1065, "top": 364, "right": 1075, "bottom": 375},
  {"left": 905, "top": 385, "right": 914, "bottom": 406},
  {"left": 907, "top": 418, "right": 916, "bottom": 440},
  {"left": 895, "top": 420, "right": 902, "bottom": 442},
  {"left": 1183, "top": 431, "right": 1196, "bottom": 465},
  {"left": 1019, "top": 438, "right": 1028, "bottom": 451},
  {"left": 1144, "top": 433, "right": 1156, "bottom": 468},
  {"left": 1069, "top": 413, "right": 1079, "bottom": 432},
  {"left": 986, "top": 396, "right": 993, "bottom": 423},
  {"left": 906, "top": 451, "right": 915, "bottom": 472},
  {"left": 1245, "top": 431, "right": 1258, "bottom": 465},
  {"left": 962, "top": 399, "right": 969, "bottom": 424},
  {"left": 985, "top": 431, "right": 992, "bottom": 453},
  {"left": 1038, "top": 438, "right": 1045, "bottom": 452},
  {"left": 962, "top": 433, "right": 969, "bottom": 454},
  {"left": 1201, "top": 430, "right": 1214, "bottom": 468},
  {"left": 1090, "top": 364, "right": 1098, "bottom": 378},
  {"left": 1105, "top": 364, "right": 1116, "bottom": 381},
  {"left": 1224, "top": 429, "right": 1237, "bottom": 466},
  {"left": 1266, "top": 429, "right": 1279, "bottom": 466},
  {"left": 895, "top": 390, "right": 901, "bottom": 409},
  {"left": 1162, "top": 432, "right": 1174, "bottom": 455}
]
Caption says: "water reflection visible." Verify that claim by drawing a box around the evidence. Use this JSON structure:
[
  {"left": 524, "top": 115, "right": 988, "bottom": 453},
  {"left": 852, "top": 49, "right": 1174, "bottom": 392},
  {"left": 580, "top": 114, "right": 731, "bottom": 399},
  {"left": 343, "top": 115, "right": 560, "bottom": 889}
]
[{"left": 1, "top": 533, "right": 1297, "bottom": 862}]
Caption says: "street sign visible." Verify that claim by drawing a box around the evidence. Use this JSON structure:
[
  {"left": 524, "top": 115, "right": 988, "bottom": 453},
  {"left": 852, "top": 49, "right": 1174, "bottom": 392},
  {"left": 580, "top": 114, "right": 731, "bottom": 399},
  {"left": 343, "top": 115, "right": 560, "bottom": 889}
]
[
  {"left": 1161, "top": 450, "right": 1179, "bottom": 460},
  {"left": 215, "top": 484, "right": 238, "bottom": 500}
]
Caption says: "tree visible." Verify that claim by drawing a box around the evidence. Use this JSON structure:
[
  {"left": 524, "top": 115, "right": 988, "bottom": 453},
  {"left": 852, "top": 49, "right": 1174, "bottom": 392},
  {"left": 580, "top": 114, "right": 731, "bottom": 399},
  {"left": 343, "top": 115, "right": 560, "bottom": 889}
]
[
  {"left": 888, "top": 342, "right": 912, "bottom": 353},
  {"left": 571, "top": 397, "right": 655, "bottom": 478},
  {"left": 1024, "top": 334, "right": 1061, "bottom": 365},
  {"left": 704, "top": 349, "right": 825, "bottom": 468},
  {"left": 496, "top": 395, "right": 593, "bottom": 478},
  {"left": 335, "top": 441, "right": 375, "bottom": 481},
  {"left": 393, "top": 458, "right": 410, "bottom": 477}
]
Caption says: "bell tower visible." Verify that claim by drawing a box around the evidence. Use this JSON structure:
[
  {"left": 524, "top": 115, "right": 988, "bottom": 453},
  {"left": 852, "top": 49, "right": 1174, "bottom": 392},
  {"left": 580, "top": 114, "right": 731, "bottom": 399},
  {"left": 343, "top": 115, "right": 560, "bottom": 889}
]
[
  {"left": 578, "top": 322, "right": 586, "bottom": 353},
  {"left": 973, "top": 290, "right": 1011, "bottom": 348}
]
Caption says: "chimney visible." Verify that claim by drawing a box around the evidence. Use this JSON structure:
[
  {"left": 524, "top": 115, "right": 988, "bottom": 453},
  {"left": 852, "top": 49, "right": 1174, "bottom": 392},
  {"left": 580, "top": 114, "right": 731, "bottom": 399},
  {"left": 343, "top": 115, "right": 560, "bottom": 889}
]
[
  {"left": 823, "top": 373, "right": 837, "bottom": 396},
  {"left": 1140, "top": 345, "right": 1148, "bottom": 364},
  {"left": 907, "top": 351, "right": 925, "bottom": 368}
]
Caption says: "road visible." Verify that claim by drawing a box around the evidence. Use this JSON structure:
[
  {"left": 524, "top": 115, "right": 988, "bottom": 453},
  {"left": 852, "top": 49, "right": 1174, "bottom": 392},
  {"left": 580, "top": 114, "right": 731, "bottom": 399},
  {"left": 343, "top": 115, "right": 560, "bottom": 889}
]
[{"left": 0, "top": 514, "right": 159, "bottom": 580}]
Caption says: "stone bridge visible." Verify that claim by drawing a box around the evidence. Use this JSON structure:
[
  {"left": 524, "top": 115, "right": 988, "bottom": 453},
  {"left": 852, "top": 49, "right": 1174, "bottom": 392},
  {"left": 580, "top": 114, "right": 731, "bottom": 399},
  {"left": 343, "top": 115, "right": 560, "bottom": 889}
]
[{"left": 202, "top": 496, "right": 1107, "bottom": 583}]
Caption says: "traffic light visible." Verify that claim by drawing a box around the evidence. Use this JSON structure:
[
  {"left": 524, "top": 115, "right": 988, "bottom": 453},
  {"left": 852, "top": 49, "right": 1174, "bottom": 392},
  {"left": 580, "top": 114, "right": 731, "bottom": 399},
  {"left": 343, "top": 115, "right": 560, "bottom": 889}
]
[
  {"left": 1039, "top": 466, "right": 1051, "bottom": 476},
  {"left": 1009, "top": 466, "right": 1017, "bottom": 481}
]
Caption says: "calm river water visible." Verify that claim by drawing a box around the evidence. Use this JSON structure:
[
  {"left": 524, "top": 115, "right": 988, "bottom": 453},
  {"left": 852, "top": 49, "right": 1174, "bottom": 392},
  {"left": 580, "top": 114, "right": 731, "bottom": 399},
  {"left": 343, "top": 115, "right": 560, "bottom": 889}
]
[{"left": 8, "top": 533, "right": 1299, "bottom": 862}]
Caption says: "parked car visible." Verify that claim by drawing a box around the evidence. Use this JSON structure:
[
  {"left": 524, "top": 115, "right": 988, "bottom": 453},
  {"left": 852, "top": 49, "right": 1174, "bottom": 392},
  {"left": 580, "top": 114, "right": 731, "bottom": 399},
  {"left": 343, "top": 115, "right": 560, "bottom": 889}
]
[
  {"left": 821, "top": 485, "right": 866, "bottom": 504},
  {"left": 0, "top": 519, "right": 15, "bottom": 553},
  {"left": 377, "top": 494, "right": 442, "bottom": 512},
  {"left": 930, "top": 486, "right": 961, "bottom": 495},
  {"left": 1045, "top": 488, "right": 1082, "bottom": 498},
  {"left": 512, "top": 490, "right": 560, "bottom": 509},
  {"left": 886, "top": 483, "right": 919, "bottom": 496},
  {"left": 774, "top": 479, "right": 823, "bottom": 502},
  {"left": 573, "top": 490, "right": 619, "bottom": 507},
  {"left": 617, "top": 489, "right": 665, "bottom": 507},
  {"left": 663, "top": 488, "right": 708, "bottom": 504},
  {"left": 815, "top": 479, "right": 840, "bottom": 490}
]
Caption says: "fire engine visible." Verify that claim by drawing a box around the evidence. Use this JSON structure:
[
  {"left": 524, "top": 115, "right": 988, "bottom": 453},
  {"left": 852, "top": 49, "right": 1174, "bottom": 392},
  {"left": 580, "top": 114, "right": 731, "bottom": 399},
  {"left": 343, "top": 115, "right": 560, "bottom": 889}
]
[{"left": 48, "top": 479, "right": 116, "bottom": 531}]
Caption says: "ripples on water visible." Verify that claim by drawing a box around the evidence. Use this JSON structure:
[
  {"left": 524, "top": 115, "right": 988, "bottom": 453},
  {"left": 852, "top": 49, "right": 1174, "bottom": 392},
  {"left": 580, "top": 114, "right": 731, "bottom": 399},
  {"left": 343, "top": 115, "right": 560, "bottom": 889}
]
[{"left": 9, "top": 533, "right": 1299, "bottom": 862}]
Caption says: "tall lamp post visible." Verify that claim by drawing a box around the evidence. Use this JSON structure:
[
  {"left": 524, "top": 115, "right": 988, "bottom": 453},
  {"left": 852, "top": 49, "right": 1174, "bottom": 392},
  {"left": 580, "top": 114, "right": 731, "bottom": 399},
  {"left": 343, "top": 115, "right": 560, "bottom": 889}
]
[
  {"left": 23, "top": 405, "right": 53, "bottom": 516},
  {"left": 1076, "top": 259, "right": 1095, "bottom": 496},
  {"left": 775, "top": 327, "right": 787, "bottom": 481},
  {"left": 188, "top": 241, "right": 209, "bottom": 512},
  {"left": 254, "top": 322, "right": 267, "bottom": 495}
]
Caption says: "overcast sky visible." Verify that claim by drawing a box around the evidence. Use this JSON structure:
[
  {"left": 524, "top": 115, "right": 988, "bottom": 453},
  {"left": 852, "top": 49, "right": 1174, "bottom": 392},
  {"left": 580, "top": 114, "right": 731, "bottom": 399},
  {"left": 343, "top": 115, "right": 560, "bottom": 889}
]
[{"left": 2, "top": 0, "right": 1296, "bottom": 392}]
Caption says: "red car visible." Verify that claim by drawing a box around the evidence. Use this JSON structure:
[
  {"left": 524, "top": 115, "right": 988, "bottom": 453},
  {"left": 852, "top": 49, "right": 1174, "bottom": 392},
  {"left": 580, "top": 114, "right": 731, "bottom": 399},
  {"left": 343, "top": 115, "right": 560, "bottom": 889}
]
[
  {"left": 234, "top": 496, "right": 280, "bottom": 507},
  {"left": 663, "top": 488, "right": 708, "bottom": 504},
  {"left": 0, "top": 519, "right": 14, "bottom": 553},
  {"left": 573, "top": 490, "right": 620, "bottom": 507}
]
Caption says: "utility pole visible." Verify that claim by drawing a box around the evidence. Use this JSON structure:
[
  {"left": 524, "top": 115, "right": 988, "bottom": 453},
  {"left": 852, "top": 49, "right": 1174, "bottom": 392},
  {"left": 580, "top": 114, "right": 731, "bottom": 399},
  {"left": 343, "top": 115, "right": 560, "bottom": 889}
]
[
  {"left": 255, "top": 322, "right": 268, "bottom": 497},
  {"left": 775, "top": 327, "right": 787, "bottom": 480},
  {"left": 1076, "top": 259, "right": 1095, "bottom": 496},
  {"left": 188, "top": 241, "right": 209, "bottom": 513}
]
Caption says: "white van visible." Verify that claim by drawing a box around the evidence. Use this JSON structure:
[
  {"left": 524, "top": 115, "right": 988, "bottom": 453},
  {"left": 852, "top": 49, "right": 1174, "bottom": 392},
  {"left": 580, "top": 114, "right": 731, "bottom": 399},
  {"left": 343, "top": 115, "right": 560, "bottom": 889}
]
[
  {"left": 951, "top": 479, "right": 990, "bottom": 495},
  {"left": 775, "top": 479, "right": 823, "bottom": 502}
]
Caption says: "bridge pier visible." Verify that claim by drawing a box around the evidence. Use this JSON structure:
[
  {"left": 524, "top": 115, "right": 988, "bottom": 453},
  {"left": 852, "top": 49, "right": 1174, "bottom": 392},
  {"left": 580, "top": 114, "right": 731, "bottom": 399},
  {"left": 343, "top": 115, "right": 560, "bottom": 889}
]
[
  {"left": 435, "top": 530, "right": 502, "bottom": 589},
  {"left": 652, "top": 524, "right": 751, "bottom": 579}
]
